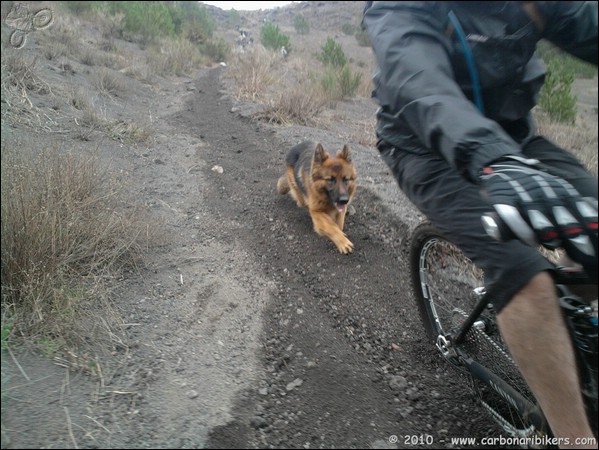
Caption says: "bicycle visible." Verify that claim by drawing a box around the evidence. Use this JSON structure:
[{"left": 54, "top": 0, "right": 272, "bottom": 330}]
[{"left": 409, "top": 220, "right": 598, "bottom": 445}]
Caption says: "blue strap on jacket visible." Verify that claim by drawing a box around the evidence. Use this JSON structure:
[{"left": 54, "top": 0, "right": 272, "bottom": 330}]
[{"left": 448, "top": 10, "right": 485, "bottom": 114}]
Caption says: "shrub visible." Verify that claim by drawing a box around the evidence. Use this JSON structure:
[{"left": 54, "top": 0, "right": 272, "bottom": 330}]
[
  {"left": 227, "top": 45, "right": 278, "bottom": 101},
  {"left": 1, "top": 143, "right": 152, "bottom": 349},
  {"left": 228, "top": 9, "right": 241, "bottom": 28},
  {"left": 536, "top": 40, "right": 597, "bottom": 79},
  {"left": 320, "top": 65, "right": 362, "bottom": 100},
  {"left": 538, "top": 58, "right": 577, "bottom": 124},
  {"left": 178, "top": 1, "right": 215, "bottom": 43},
  {"left": 319, "top": 37, "right": 347, "bottom": 67},
  {"left": 293, "top": 14, "right": 309, "bottom": 35},
  {"left": 60, "top": 1, "right": 99, "bottom": 16},
  {"left": 341, "top": 23, "right": 356, "bottom": 35},
  {"left": 109, "top": 1, "right": 175, "bottom": 44},
  {"left": 355, "top": 28, "right": 371, "bottom": 47},
  {"left": 146, "top": 37, "right": 204, "bottom": 76},
  {"left": 337, "top": 64, "right": 362, "bottom": 98},
  {"left": 201, "top": 37, "right": 231, "bottom": 63},
  {"left": 260, "top": 22, "right": 291, "bottom": 53},
  {"left": 320, "top": 71, "right": 337, "bottom": 99},
  {"left": 256, "top": 85, "right": 327, "bottom": 126}
]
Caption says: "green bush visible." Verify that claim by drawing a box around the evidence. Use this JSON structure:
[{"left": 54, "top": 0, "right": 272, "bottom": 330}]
[
  {"left": 538, "top": 58, "right": 577, "bottom": 124},
  {"left": 228, "top": 9, "right": 241, "bottom": 28},
  {"left": 319, "top": 37, "right": 347, "bottom": 67},
  {"left": 341, "top": 23, "right": 356, "bottom": 35},
  {"left": 110, "top": 1, "right": 175, "bottom": 43},
  {"left": 337, "top": 64, "right": 362, "bottom": 98},
  {"left": 260, "top": 22, "right": 291, "bottom": 53},
  {"left": 536, "top": 40, "right": 597, "bottom": 79},
  {"left": 60, "top": 1, "right": 99, "bottom": 15},
  {"left": 320, "top": 65, "right": 362, "bottom": 100},
  {"left": 294, "top": 14, "right": 310, "bottom": 35},
  {"left": 201, "top": 37, "right": 231, "bottom": 63},
  {"left": 320, "top": 71, "right": 337, "bottom": 98},
  {"left": 179, "top": 1, "right": 215, "bottom": 42}
]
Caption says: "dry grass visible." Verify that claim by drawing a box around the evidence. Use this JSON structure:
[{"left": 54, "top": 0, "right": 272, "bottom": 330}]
[
  {"left": 0, "top": 140, "right": 157, "bottom": 354},
  {"left": 92, "top": 67, "right": 129, "bottom": 97},
  {"left": 534, "top": 111, "right": 598, "bottom": 176},
  {"left": 227, "top": 45, "right": 280, "bottom": 101},
  {"left": 108, "top": 119, "right": 153, "bottom": 144},
  {"left": 255, "top": 82, "right": 328, "bottom": 126},
  {"left": 1, "top": 47, "right": 49, "bottom": 99},
  {"left": 348, "top": 118, "right": 377, "bottom": 147},
  {"left": 0, "top": 47, "right": 56, "bottom": 132},
  {"left": 145, "top": 38, "right": 206, "bottom": 77}
]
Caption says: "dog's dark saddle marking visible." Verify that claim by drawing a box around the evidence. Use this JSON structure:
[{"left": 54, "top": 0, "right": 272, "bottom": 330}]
[{"left": 286, "top": 141, "right": 316, "bottom": 198}]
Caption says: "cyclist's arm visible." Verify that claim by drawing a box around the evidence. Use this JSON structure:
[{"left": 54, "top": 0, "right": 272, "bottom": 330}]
[
  {"left": 362, "top": 2, "right": 521, "bottom": 183},
  {"left": 534, "top": 1, "right": 598, "bottom": 66}
]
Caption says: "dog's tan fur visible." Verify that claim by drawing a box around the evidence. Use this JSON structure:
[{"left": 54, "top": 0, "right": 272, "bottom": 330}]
[{"left": 277, "top": 141, "right": 357, "bottom": 254}]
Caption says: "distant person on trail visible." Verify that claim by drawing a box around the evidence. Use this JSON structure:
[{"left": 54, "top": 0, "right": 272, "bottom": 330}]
[{"left": 362, "top": 1, "right": 598, "bottom": 447}]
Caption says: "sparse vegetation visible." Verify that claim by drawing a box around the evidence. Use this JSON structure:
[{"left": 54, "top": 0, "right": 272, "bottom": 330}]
[
  {"left": 256, "top": 83, "right": 327, "bottom": 126},
  {"left": 200, "top": 37, "right": 231, "bottom": 63},
  {"left": 316, "top": 38, "right": 363, "bottom": 100},
  {"left": 538, "top": 58, "right": 577, "bottom": 125},
  {"left": 293, "top": 14, "right": 310, "bottom": 35},
  {"left": 227, "top": 45, "right": 279, "bottom": 101},
  {"left": 355, "top": 28, "right": 371, "bottom": 47},
  {"left": 0, "top": 1, "right": 596, "bottom": 447},
  {"left": 0, "top": 141, "right": 153, "bottom": 351},
  {"left": 92, "top": 67, "right": 129, "bottom": 96},
  {"left": 179, "top": 1, "right": 216, "bottom": 44},
  {"left": 337, "top": 64, "right": 362, "bottom": 98},
  {"left": 260, "top": 22, "right": 291, "bottom": 53},
  {"left": 228, "top": 9, "right": 241, "bottom": 28},
  {"left": 341, "top": 23, "right": 357, "bottom": 35},
  {"left": 536, "top": 40, "right": 597, "bottom": 79},
  {"left": 319, "top": 36, "right": 347, "bottom": 67},
  {"left": 145, "top": 37, "right": 206, "bottom": 76}
]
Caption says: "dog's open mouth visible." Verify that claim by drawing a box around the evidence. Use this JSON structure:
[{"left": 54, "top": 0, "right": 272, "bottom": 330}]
[{"left": 335, "top": 203, "right": 347, "bottom": 213}]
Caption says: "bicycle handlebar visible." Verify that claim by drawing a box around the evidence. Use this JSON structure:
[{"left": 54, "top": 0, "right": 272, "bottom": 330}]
[{"left": 481, "top": 212, "right": 598, "bottom": 283}]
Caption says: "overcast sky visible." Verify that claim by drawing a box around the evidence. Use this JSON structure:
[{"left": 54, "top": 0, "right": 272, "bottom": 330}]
[{"left": 200, "top": 1, "right": 295, "bottom": 11}]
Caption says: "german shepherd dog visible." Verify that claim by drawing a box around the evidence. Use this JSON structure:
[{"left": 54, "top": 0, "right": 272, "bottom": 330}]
[{"left": 277, "top": 141, "right": 357, "bottom": 254}]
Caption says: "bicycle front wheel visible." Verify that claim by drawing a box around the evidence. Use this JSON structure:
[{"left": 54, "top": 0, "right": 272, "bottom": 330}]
[
  {"left": 409, "top": 222, "right": 548, "bottom": 440},
  {"left": 409, "top": 222, "right": 485, "bottom": 342}
]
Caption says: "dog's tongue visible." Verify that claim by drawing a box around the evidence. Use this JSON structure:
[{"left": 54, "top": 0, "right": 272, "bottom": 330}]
[{"left": 336, "top": 203, "right": 347, "bottom": 213}]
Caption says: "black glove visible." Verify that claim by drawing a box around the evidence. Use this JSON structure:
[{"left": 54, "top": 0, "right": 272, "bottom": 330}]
[{"left": 479, "top": 155, "right": 598, "bottom": 268}]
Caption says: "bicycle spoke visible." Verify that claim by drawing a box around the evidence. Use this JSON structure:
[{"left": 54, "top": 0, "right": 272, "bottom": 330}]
[{"left": 410, "top": 224, "right": 545, "bottom": 439}]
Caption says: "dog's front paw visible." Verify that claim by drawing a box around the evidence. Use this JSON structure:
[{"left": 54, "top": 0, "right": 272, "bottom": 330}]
[{"left": 336, "top": 237, "right": 354, "bottom": 254}]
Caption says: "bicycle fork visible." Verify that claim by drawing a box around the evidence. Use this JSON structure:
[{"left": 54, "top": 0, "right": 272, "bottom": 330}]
[{"left": 439, "top": 287, "right": 551, "bottom": 437}]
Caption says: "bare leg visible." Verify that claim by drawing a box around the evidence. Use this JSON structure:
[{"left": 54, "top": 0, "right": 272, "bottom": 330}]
[{"left": 497, "top": 271, "right": 596, "bottom": 449}]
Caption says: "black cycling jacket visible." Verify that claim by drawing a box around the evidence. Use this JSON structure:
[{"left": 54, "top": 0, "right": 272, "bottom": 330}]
[{"left": 362, "top": 1, "right": 598, "bottom": 182}]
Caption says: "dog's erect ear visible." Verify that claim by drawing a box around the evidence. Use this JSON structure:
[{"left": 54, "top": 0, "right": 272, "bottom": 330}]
[
  {"left": 313, "top": 143, "right": 328, "bottom": 165},
  {"left": 337, "top": 144, "right": 351, "bottom": 162}
]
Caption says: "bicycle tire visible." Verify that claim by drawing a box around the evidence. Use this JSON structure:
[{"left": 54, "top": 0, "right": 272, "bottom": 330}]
[
  {"left": 409, "top": 222, "right": 550, "bottom": 440},
  {"left": 409, "top": 222, "right": 485, "bottom": 342}
]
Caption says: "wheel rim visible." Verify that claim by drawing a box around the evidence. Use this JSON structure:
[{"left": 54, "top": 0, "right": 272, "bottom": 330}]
[
  {"left": 416, "top": 232, "right": 544, "bottom": 438},
  {"left": 418, "top": 236, "right": 484, "bottom": 338}
]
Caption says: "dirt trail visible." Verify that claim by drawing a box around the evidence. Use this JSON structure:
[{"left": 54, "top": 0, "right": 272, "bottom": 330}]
[
  {"left": 3, "top": 36, "right": 596, "bottom": 445},
  {"left": 2, "top": 62, "right": 504, "bottom": 449}
]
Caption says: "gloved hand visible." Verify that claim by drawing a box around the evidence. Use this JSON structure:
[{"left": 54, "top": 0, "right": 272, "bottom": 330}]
[{"left": 479, "top": 155, "right": 598, "bottom": 268}]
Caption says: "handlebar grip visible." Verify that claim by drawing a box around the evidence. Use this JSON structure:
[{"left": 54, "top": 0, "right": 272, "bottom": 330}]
[{"left": 482, "top": 213, "right": 598, "bottom": 283}]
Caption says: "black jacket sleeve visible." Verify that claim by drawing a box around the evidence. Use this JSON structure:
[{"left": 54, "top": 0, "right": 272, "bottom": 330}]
[
  {"left": 537, "top": 1, "right": 598, "bottom": 65},
  {"left": 363, "top": 1, "right": 523, "bottom": 182}
]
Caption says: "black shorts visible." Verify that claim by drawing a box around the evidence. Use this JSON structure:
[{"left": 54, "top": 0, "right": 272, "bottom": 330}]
[{"left": 379, "top": 136, "right": 598, "bottom": 313}]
